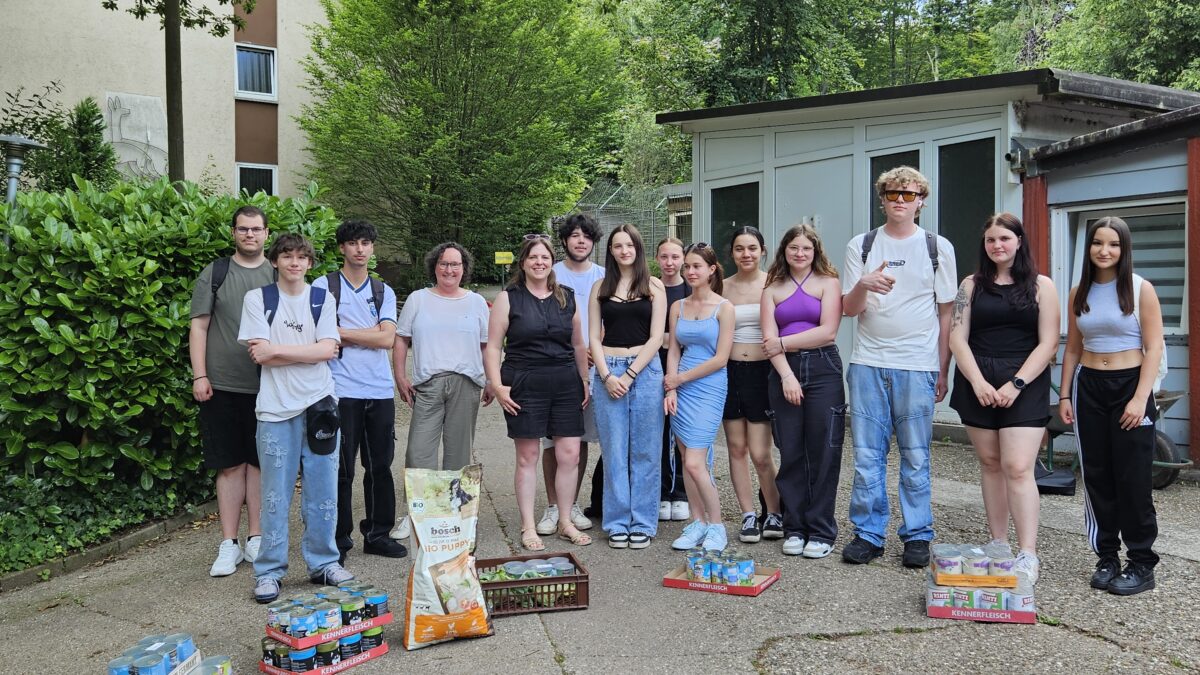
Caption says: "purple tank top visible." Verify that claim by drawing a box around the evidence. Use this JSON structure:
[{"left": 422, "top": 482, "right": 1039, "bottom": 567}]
[{"left": 774, "top": 270, "right": 822, "bottom": 336}]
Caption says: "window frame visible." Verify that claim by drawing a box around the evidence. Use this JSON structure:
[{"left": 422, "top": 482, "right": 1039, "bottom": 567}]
[
  {"left": 236, "top": 162, "right": 278, "bottom": 196},
  {"left": 234, "top": 44, "right": 278, "bottom": 103}
]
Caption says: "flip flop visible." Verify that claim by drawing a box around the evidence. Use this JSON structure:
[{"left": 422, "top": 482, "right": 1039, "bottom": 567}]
[
  {"left": 558, "top": 526, "right": 593, "bottom": 546},
  {"left": 521, "top": 527, "right": 546, "bottom": 552}
]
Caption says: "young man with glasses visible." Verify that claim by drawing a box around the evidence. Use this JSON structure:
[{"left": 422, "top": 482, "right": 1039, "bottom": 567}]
[
  {"left": 312, "top": 220, "right": 407, "bottom": 562},
  {"left": 189, "top": 205, "right": 275, "bottom": 577},
  {"left": 535, "top": 214, "right": 605, "bottom": 536},
  {"left": 841, "top": 166, "right": 957, "bottom": 568}
]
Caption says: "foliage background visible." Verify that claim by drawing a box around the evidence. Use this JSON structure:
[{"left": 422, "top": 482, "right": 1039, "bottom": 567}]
[{"left": 0, "top": 178, "right": 339, "bottom": 573}]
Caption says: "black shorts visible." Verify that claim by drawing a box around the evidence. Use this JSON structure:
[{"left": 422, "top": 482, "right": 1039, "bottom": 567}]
[
  {"left": 723, "top": 359, "right": 772, "bottom": 423},
  {"left": 501, "top": 363, "right": 585, "bottom": 439},
  {"left": 949, "top": 356, "right": 1051, "bottom": 430},
  {"left": 199, "top": 389, "right": 261, "bottom": 470}
]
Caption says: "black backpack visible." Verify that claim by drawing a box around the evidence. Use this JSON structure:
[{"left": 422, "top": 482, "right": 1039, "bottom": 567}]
[
  {"left": 209, "top": 256, "right": 277, "bottom": 308},
  {"left": 860, "top": 228, "right": 939, "bottom": 272},
  {"left": 323, "top": 271, "right": 386, "bottom": 323}
]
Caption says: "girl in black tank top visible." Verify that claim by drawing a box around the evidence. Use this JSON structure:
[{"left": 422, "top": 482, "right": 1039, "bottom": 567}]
[{"left": 949, "top": 213, "right": 1060, "bottom": 585}]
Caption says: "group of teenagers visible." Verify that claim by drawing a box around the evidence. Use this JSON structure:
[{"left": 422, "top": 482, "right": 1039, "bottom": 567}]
[{"left": 189, "top": 164, "right": 1164, "bottom": 606}]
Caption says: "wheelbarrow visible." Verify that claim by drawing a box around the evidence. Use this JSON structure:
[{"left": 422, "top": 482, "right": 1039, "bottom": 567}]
[{"left": 1044, "top": 389, "right": 1193, "bottom": 490}]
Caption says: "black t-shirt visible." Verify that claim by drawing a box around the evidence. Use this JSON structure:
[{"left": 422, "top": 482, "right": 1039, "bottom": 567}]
[{"left": 503, "top": 284, "right": 577, "bottom": 368}]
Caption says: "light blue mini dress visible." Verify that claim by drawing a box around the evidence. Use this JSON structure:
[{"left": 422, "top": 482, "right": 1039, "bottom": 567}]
[{"left": 672, "top": 299, "right": 728, "bottom": 462}]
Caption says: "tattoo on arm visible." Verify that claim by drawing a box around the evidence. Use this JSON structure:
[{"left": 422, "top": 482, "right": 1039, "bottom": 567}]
[{"left": 951, "top": 285, "right": 968, "bottom": 329}]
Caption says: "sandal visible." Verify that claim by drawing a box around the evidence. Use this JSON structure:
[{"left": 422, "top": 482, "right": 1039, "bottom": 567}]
[
  {"left": 521, "top": 527, "right": 545, "bottom": 552},
  {"left": 558, "top": 526, "right": 593, "bottom": 547}
]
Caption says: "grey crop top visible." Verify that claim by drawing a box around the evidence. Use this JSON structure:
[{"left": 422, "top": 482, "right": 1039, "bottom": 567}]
[
  {"left": 1077, "top": 279, "right": 1143, "bottom": 353},
  {"left": 732, "top": 303, "right": 763, "bottom": 343}
]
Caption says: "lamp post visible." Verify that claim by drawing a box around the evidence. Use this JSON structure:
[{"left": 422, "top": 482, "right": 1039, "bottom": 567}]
[{"left": 1, "top": 134, "right": 46, "bottom": 246}]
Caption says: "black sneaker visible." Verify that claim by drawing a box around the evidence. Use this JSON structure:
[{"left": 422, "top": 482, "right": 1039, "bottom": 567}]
[
  {"left": 761, "top": 513, "right": 784, "bottom": 540},
  {"left": 902, "top": 540, "right": 931, "bottom": 568},
  {"left": 363, "top": 538, "right": 408, "bottom": 558},
  {"left": 842, "top": 536, "right": 884, "bottom": 564},
  {"left": 1108, "top": 562, "right": 1155, "bottom": 596},
  {"left": 738, "top": 514, "right": 761, "bottom": 543},
  {"left": 628, "top": 533, "right": 651, "bottom": 549},
  {"left": 583, "top": 504, "right": 601, "bottom": 519},
  {"left": 1090, "top": 557, "right": 1121, "bottom": 590}
]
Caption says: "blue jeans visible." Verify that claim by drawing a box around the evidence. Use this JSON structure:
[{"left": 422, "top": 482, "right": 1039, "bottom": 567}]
[
  {"left": 255, "top": 414, "right": 341, "bottom": 580},
  {"left": 847, "top": 364, "right": 936, "bottom": 547},
  {"left": 593, "top": 355, "right": 664, "bottom": 536}
]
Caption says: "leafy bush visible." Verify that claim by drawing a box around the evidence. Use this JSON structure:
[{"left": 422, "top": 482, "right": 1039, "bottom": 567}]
[
  {"left": 0, "top": 178, "right": 339, "bottom": 570},
  {"left": 25, "top": 97, "right": 121, "bottom": 192}
]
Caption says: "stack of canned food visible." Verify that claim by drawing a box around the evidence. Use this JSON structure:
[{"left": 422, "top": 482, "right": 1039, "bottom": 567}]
[
  {"left": 106, "top": 633, "right": 230, "bottom": 675},
  {"left": 926, "top": 542, "right": 1035, "bottom": 613},
  {"left": 683, "top": 548, "right": 756, "bottom": 586},
  {"left": 262, "top": 581, "right": 390, "bottom": 672},
  {"left": 496, "top": 556, "right": 576, "bottom": 579}
]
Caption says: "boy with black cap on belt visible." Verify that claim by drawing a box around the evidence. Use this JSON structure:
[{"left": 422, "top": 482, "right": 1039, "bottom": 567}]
[{"left": 238, "top": 232, "right": 356, "bottom": 603}]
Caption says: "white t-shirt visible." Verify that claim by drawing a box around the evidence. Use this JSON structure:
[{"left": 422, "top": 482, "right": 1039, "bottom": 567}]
[
  {"left": 238, "top": 285, "right": 340, "bottom": 422},
  {"left": 842, "top": 227, "right": 957, "bottom": 372},
  {"left": 395, "top": 288, "right": 490, "bottom": 387},
  {"left": 552, "top": 261, "right": 605, "bottom": 347},
  {"left": 311, "top": 273, "right": 397, "bottom": 400}
]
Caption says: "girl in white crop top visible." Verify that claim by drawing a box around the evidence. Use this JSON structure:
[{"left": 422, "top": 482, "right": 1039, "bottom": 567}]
[
  {"left": 720, "top": 226, "right": 783, "bottom": 543},
  {"left": 1059, "top": 216, "right": 1164, "bottom": 595}
]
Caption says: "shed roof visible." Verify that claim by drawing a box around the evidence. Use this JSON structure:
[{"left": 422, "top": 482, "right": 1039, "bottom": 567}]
[
  {"left": 1020, "top": 103, "right": 1200, "bottom": 175},
  {"left": 656, "top": 69, "right": 1200, "bottom": 126}
]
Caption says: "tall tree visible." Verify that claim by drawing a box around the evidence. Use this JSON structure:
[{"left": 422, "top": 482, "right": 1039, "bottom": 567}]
[
  {"left": 101, "top": 0, "right": 256, "bottom": 183},
  {"left": 302, "top": 0, "right": 624, "bottom": 282}
]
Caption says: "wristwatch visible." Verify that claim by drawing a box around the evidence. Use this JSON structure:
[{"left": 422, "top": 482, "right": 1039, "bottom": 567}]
[{"left": 1011, "top": 376, "right": 1027, "bottom": 390}]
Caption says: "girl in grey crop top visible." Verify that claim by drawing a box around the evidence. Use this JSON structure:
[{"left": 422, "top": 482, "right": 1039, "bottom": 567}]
[{"left": 1076, "top": 280, "right": 1142, "bottom": 352}]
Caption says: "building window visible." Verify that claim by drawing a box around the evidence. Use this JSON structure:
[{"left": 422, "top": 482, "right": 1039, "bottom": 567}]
[
  {"left": 236, "top": 45, "right": 277, "bottom": 102},
  {"left": 937, "top": 137, "right": 996, "bottom": 283},
  {"left": 237, "top": 163, "right": 277, "bottom": 196},
  {"left": 1068, "top": 203, "right": 1187, "bottom": 335},
  {"left": 710, "top": 181, "right": 759, "bottom": 274}
]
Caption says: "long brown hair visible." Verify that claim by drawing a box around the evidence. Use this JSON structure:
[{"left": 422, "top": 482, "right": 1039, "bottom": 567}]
[
  {"left": 508, "top": 238, "right": 567, "bottom": 308},
  {"left": 1072, "top": 216, "right": 1134, "bottom": 317},
  {"left": 597, "top": 224, "right": 652, "bottom": 300},
  {"left": 683, "top": 243, "right": 723, "bottom": 294},
  {"left": 974, "top": 212, "right": 1037, "bottom": 310},
  {"left": 765, "top": 224, "right": 838, "bottom": 287}
]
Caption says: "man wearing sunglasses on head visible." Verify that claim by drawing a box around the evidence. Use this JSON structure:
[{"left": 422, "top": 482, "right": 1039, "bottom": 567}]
[{"left": 841, "top": 166, "right": 957, "bottom": 569}]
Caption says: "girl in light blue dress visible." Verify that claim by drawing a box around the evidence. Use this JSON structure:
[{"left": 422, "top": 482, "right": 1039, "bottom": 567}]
[{"left": 665, "top": 243, "right": 735, "bottom": 551}]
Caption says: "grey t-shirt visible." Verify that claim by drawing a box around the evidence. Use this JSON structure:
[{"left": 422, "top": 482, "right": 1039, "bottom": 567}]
[{"left": 190, "top": 258, "right": 276, "bottom": 393}]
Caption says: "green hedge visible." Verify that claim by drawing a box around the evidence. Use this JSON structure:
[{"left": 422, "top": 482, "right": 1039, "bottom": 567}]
[{"left": 0, "top": 177, "right": 340, "bottom": 573}]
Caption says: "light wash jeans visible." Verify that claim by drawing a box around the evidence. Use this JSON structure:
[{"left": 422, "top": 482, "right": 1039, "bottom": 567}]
[
  {"left": 847, "top": 364, "right": 936, "bottom": 547},
  {"left": 255, "top": 414, "right": 341, "bottom": 581},
  {"left": 593, "top": 355, "right": 664, "bottom": 536}
]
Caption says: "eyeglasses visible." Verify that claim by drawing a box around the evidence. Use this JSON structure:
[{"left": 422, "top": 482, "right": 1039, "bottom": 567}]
[
  {"left": 683, "top": 242, "right": 709, "bottom": 253},
  {"left": 437, "top": 261, "right": 463, "bottom": 269},
  {"left": 882, "top": 190, "right": 924, "bottom": 203},
  {"left": 523, "top": 233, "right": 551, "bottom": 241},
  {"left": 234, "top": 226, "right": 266, "bottom": 235}
]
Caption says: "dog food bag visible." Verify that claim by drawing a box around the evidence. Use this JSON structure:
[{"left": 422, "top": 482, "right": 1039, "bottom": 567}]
[{"left": 401, "top": 464, "right": 493, "bottom": 650}]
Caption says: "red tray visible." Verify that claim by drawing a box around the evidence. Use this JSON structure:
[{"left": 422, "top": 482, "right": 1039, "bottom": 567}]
[
  {"left": 258, "top": 642, "right": 388, "bottom": 674},
  {"left": 265, "top": 613, "right": 393, "bottom": 650},
  {"left": 662, "top": 565, "right": 780, "bottom": 596},
  {"left": 926, "top": 604, "right": 1036, "bottom": 624}
]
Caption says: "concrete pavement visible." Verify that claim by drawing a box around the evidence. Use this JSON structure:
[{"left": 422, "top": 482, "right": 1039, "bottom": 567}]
[{"left": 3, "top": 399, "right": 1199, "bottom": 674}]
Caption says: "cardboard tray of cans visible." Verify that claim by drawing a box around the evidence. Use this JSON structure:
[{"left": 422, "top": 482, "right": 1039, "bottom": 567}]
[
  {"left": 266, "top": 613, "right": 394, "bottom": 650},
  {"left": 258, "top": 643, "right": 389, "bottom": 675},
  {"left": 929, "top": 563, "right": 1018, "bottom": 588},
  {"left": 926, "top": 605, "right": 1036, "bottom": 625},
  {"left": 476, "top": 551, "right": 590, "bottom": 617},
  {"left": 662, "top": 565, "right": 780, "bottom": 596}
]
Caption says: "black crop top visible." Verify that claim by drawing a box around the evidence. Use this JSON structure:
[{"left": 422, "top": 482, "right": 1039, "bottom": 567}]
[
  {"left": 600, "top": 296, "right": 652, "bottom": 348},
  {"left": 968, "top": 283, "right": 1039, "bottom": 358},
  {"left": 504, "top": 284, "right": 577, "bottom": 368}
]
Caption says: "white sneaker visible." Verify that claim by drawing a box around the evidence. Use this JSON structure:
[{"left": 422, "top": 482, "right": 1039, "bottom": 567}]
[
  {"left": 243, "top": 535, "right": 262, "bottom": 563},
  {"left": 672, "top": 520, "right": 708, "bottom": 550},
  {"left": 670, "top": 501, "right": 690, "bottom": 521},
  {"left": 1014, "top": 550, "right": 1040, "bottom": 584},
  {"left": 802, "top": 540, "right": 834, "bottom": 559},
  {"left": 782, "top": 536, "right": 806, "bottom": 556},
  {"left": 659, "top": 501, "right": 672, "bottom": 521},
  {"left": 570, "top": 503, "right": 593, "bottom": 530},
  {"left": 390, "top": 515, "right": 411, "bottom": 540},
  {"left": 210, "top": 539, "right": 243, "bottom": 577},
  {"left": 536, "top": 505, "right": 560, "bottom": 535}
]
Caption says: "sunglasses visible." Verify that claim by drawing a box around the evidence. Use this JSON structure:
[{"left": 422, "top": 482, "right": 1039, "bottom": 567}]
[
  {"left": 523, "top": 233, "right": 551, "bottom": 241},
  {"left": 882, "top": 190, "right": 924, "bottom": 203},
  {"left": 683, "top": 242, "right": 709, "bottom": 253}
]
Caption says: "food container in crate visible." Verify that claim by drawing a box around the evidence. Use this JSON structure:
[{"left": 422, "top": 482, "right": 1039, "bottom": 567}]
[{"left": 475, "top": 551, "right": 590, "bottom": 617}]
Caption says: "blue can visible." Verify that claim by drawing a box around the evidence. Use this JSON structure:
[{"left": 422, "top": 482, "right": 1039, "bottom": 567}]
[
  {"left": 723, "top": 557, "right": 740, "bottom": 585},
  {"left": 289, "top": 608, "right": 319, "bottom": 638},
  {"left": 339, "top": 632, "right": 363, "bottom": 659},
  {"left": 288, "top": 646, "right": 316, "bottom": 672},
  {"left": 132, "top": 655, "right": 166, "bottom": 675},
  {"left": 167, "top": 633, "right": 195, "bottom": 661},
  {"left": 704, "top": 556, "right": 722, "bottom": 583},
  {"left": 107, "top": 656, "right": 135, "bottom": 675},
  {"left": 735, "top": 553, "right": 755, "bottom": 585},
  {"left": 361, "top": 588, "right": 390, "bottom": 617}
]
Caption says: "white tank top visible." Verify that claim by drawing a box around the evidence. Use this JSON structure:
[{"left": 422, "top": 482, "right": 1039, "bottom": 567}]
[{"left": 732, "top": 303, "right": 763, "bottom": 343}]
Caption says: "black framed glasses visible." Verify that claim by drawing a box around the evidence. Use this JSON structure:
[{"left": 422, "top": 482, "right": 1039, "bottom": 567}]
[{"left": 882, "top": 190, "right": 923, "bottom": 203}]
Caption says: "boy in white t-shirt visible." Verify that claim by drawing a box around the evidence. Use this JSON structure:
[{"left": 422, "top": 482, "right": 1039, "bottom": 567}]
[
  {"left": 238, "top": 233, "right": 354, "bottom": 603},
  {"left": 840, "top": 166, "right": 957, "bottom": 569}
]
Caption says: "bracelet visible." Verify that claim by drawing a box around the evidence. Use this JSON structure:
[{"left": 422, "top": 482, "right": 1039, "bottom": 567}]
[
  {"left": 193, "top": 375, "right": 208, "bottom": 382},
  {"left": 779, "top": 337, "right": 785, "bottom": 351},
  {"left": 602, "top": 372, "right": 612, "bottom": 383},
  {"left": 627, "top": 368, "right": 640, "bottom": 379},
  {"left": 781, "top": 372, "right": 796, "bottom": 381}
]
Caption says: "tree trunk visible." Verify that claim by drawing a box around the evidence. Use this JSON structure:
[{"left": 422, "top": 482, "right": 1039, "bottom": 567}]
[{"left": 165, "top": 0, "right": 185, "bottom": 186}]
